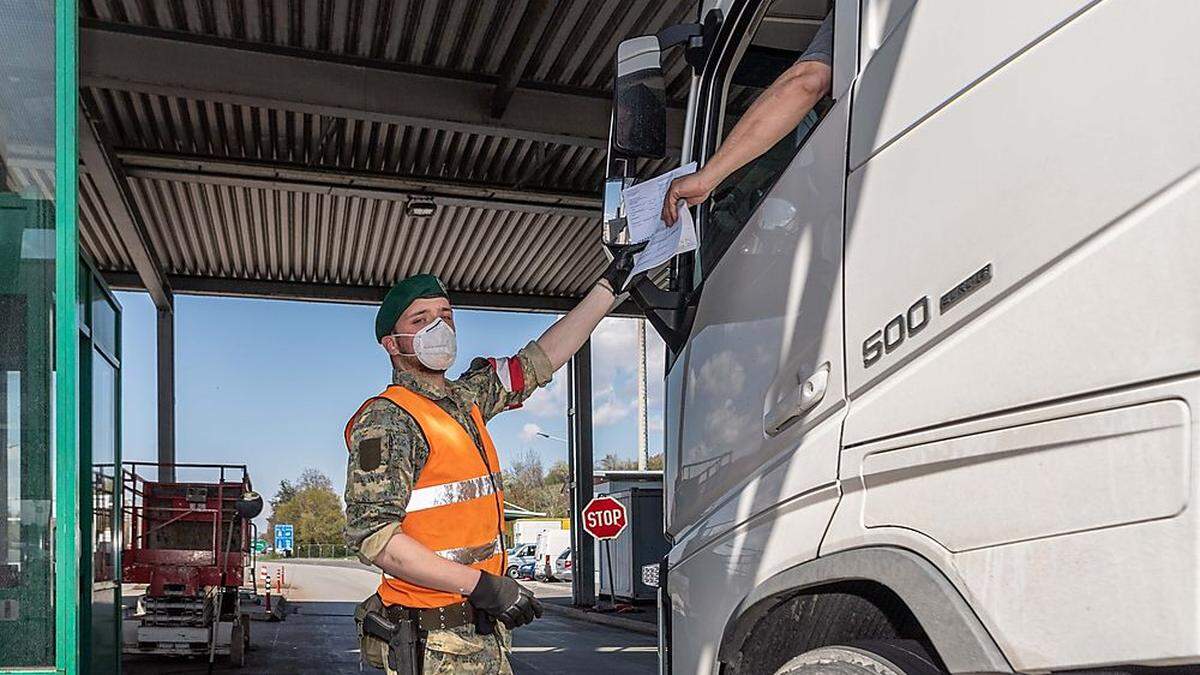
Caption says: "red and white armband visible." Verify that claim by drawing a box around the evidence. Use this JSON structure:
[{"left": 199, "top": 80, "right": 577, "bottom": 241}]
[{"left": 487, "top": 356, "right": 526, "bottom": 407}]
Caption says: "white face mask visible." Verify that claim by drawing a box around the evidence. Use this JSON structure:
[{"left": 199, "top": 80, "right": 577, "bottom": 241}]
[{"left": 394, "top": 317, "right": 457, "bottom": 371}]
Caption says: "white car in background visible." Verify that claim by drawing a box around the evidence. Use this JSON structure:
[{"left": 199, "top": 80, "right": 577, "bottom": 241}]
[
  {"left": 554, "top": 549, "right": 573, "bottom": 582},
  {"left": 505, "top": 543, "right": 537, "bottom": 579}
]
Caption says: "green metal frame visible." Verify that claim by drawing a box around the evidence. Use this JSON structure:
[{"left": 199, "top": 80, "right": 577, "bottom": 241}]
[
  {"left": 50, "top": 0, "right": 79, "bottom": 673},
  {"left": 5, "top": 1, "right": 80, "bottom": 674},
  {"left": 0, "top": 5, "right": 75, "bottom": 664},
  {"left": 75, "top": 258, "right": 123, "bottom": 675}
]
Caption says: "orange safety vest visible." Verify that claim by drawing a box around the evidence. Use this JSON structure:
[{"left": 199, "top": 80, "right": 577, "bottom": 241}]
[{"left": 345, "top": 385, "right": 506, "bottom": 608}]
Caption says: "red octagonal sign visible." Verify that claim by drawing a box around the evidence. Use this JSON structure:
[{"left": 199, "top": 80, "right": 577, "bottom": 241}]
[{"left": 581, "top": 496, "right": 628, "bottom": 540}]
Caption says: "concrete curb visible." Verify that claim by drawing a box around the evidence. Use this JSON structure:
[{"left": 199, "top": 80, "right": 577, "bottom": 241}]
[{"left": 540, "top": 602, "right": 658, "bottom": 637}]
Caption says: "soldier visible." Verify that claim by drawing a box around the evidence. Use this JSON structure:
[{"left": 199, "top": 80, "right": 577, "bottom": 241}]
[{"left": 345, "top": 247, "right": 644, "bottom": 674}]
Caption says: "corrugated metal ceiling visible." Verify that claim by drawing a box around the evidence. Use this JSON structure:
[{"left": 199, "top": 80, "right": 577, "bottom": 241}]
[
  {"left": 81, "top": 0, "right": 698, "bottom": 101},
  {"left": 77, "top": 0, "right": 698, "bottom": 308}
]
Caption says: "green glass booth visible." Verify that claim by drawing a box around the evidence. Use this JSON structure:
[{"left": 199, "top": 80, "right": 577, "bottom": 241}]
[{"left": 0, "top": 0, "right": 119, "bottom": 673}]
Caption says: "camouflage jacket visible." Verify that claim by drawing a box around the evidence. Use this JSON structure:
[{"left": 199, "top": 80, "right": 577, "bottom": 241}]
[{"left": 343, "top": 340, "right": 553, "bottom": 560}]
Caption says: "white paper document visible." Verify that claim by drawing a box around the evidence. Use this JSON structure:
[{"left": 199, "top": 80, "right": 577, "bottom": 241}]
[{"left": 620, "top": 162, "right": 699, "bottom": 286}]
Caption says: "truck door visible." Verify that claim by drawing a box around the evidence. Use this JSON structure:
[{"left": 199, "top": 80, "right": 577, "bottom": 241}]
[{"left": 667, "top": 0, "right": 853, "bottom": 546}]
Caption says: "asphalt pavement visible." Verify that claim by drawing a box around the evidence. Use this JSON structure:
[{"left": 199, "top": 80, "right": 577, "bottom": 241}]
[{"left": 123, "top": 560, "right": 655, "bottom": 674}]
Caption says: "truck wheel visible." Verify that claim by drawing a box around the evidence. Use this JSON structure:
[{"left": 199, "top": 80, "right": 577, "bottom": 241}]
[
  {"left": 230, "top": 621, "right": 246, "bottom": 668},
  {"left": 772, "top": 641, "right": 942, "bottom": 675},
  {"left": 506, "top": 565, "right": 519, "bottom": 579}
]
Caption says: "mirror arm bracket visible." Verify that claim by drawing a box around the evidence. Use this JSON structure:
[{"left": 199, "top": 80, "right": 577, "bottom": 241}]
[
  {"left": 656, "top": 23, "right": 701, "bottom": 51},
  {"left": 629, "top": 275, "right": 693, "bottom": 354},
  {"left": 656, "top": 9, "right": 724, "bottom": 73}
]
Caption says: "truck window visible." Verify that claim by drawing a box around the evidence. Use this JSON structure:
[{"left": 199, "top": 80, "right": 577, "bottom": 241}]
[{"left": 700, "top": 1, "right": 833, "bottom": 279}]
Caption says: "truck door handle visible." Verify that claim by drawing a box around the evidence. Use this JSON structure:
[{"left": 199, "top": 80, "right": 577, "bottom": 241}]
[{"left": 764, "top": 362, "right": 830, "bottom": 437}]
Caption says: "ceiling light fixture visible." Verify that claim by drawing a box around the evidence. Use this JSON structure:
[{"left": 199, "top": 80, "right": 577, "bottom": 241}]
[{"left": 406, "top": 199, "right": 437, "bottom": 218}]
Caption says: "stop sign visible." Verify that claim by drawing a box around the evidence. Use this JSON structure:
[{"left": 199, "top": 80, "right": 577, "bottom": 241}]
[{"left": 582, "top": 496, "right": 628, "bottom": 540}]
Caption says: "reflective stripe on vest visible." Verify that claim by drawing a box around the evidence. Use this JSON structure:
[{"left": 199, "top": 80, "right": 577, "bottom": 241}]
[
  {"left": 407, "top": 471, "right": 503, "bottom": 513},
  {"left": 380, "top": 534, "right": 504, "bottom": 573},
  {"left": 345, "top": 385, "right": 506, "bottom": 609}
]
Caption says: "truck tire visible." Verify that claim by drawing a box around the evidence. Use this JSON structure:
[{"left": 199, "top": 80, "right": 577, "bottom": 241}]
[
  {"left": 772, "top": 641, "right": 943, "bottom": 675},
  {"left": 506, "top": 565, "right": 519, "bottom": 579}
]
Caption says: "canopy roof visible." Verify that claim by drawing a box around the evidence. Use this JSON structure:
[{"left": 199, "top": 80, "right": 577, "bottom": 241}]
[{"left": 75, "top": 0, "right": 696, "bottom": 312}]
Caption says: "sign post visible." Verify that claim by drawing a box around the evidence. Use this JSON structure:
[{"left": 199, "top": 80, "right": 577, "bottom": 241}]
[
  {"left": 273, "top": 524, "right": 294, "bottom": 556},
  {"left": 581, "top": 496, "right": 628, "bottom": 610}
]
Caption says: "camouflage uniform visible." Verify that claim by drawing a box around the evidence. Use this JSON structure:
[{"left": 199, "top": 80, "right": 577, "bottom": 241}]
[{"left": 345, "top": 341, "right": 553, "bottom": 674}]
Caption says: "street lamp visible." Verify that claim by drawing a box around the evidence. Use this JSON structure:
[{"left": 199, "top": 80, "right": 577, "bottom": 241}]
[{"left": 536, "top": 431, "right": 568, "bottom": 444}]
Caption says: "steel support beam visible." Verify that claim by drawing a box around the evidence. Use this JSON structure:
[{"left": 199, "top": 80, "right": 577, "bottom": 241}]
[
  {"left": 568, "top": 340, "right": 597, "bottom": 607},
  {"left": 115, "top": 150, "right": 601, "bottom": 219},
  {"left": 490, "top": 0, "right": 555, "bottom": 119},
  {"left": 77, "top": 104, "right": 172, "bottom": 310},
  {"left": 79, "top": 101, "right": 179, "bottom": 480},
  {"left": 81, "top": 23, "right": 686, "bottom": 151},
  {"left": 104, "top": 272, "right": 642, "bottom": 317},
  {"left": 156, "top": 307, "right": 175, "bottom": 483}
]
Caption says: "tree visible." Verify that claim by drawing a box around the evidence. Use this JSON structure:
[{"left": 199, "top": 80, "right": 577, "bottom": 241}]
[
  {"left": 598, "top": 453, "right": 637, "bottom": 471},
  {"left": 503, "top": 451, "right": 568, "bottom": 519},
  {"left": 597, "top": 453, "right": 665, "bottom": 471},
  {"left": 270, "top": 479, "right": 296, "bottom": 512},
  {"left": 267, "top": 468, "right": 346, "bottom": 552},
  {"left": 296, "top": 468, "right": 334, "bottom": 491},
  {"left": 545, "top": 460, "right": 570, "bottom": 485}
]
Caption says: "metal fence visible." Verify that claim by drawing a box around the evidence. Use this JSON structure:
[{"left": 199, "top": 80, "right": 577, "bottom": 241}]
[{"left": 269, "top": 542, "right": 354, "bottom": 559}]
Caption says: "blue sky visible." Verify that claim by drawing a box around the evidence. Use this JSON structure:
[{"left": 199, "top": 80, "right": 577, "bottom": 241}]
[{"left": 115, "top": 291, "right": 665, "bottom": 529}]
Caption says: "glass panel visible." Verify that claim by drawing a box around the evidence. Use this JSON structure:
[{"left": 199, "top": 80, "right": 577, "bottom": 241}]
[
  {"left": 90, "top": 353, "right": 118, "bottom": 674},
  {"left": 91, "top": 278, "right": 117, "bottom": 356},
  {"left": 0, "top": 0, "right": 57, "bottom": 664},
  {"left": 700, "top": 1, "right": 832, "bottom": 278}
]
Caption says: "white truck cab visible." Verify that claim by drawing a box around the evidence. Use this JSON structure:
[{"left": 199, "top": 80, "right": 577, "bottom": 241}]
[{"left": 605, "top": 1, "right": 1200, "bottom": 673}]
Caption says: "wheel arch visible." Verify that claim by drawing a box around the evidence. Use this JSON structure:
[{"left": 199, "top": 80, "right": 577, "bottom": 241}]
[{"left": 716, "top": 546, "right": 1012, "bottom": 674}]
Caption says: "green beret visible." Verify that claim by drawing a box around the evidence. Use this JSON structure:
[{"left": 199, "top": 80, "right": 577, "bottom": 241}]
[{"left": 375, "top": 274, "right": 449, "bottom": 341}]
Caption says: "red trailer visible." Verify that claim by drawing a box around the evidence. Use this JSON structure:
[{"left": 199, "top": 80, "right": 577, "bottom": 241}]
[{"left": 120, "top": 463, "right": 262, "bottom": 667}]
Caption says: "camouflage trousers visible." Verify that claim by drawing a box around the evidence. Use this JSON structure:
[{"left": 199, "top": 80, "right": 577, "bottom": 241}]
[{"left": 383, "top": 624, "right": 512, "bottom": 675}]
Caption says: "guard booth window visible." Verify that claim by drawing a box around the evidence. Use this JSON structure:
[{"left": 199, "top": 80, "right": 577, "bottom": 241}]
[
  {"left": 0, "top": 0, "right": 58, "bottom": 667},
  {"left": 700, "top": 0, "right": 834, "bottom": 279},
  {"left": 79, "top": 265, "right": 122, "bottom": 675}
]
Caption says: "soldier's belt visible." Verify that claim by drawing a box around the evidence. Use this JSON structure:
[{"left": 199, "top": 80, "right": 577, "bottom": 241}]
[{"left": 386, "top": 599, "right": 476, "bottom": 632}]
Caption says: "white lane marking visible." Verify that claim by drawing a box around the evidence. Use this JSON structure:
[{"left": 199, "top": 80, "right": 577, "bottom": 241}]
[
  {"left": 595, "top": 646, "right": 658, "bottom": 653},
  {"left": 511, "top": 646, "right": 560, "bottom": 653}
]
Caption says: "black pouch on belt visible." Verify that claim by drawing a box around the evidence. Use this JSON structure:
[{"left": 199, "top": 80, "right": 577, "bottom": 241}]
[
  {"left": 475, "top": 610, "right": 496, "bottom": 636},
  {"left": 362, "top": 610, "right": 426, "bottom": 674}
]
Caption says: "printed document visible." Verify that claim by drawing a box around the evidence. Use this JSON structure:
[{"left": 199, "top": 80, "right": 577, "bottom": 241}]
[{"left": 620, "top": 162, "right": 699, "bottom": 286}]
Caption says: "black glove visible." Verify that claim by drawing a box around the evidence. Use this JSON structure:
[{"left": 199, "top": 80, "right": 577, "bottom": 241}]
[
  {"left": 468, "top": 572, "right": 543, "bottom": 629},
  {"left": 598, "top": 241, "right": 649, "bottom": 293}
]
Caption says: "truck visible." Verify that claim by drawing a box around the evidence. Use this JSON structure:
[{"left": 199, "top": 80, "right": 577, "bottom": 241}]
[
  {"left": 604, "top": 1, "right": 1200, "bottom": 674},
  {"left": 511, "top": 518, "right": 568, "bottom": 548},
  {"left": 533, "top": 529, "right": 572, "bottom": 582}
]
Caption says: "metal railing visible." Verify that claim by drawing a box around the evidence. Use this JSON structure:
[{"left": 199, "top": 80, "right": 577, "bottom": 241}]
[
  {"left": 268, "top": 542, "right": 354, "bottom": 559},
  {"left": 111, "top": 462, "right": 254, "bottom": 572}
]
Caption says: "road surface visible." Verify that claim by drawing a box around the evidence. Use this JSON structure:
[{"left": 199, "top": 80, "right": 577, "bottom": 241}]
[{"left": 124, "top": 560, "right": 655, "bottom": 674}]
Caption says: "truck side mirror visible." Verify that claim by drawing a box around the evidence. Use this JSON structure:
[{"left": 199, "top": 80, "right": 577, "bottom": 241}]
[{"left": 612, "top": 36, "right": 667, "bottom": 159}]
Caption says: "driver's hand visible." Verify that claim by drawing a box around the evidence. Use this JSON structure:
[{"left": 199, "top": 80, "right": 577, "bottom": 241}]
[{"left": 662, "top": 170, "right": 717, "bottom": 226}]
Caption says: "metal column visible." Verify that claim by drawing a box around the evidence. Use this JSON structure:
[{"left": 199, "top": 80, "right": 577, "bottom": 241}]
[
  {"left": 156, "top": 306, "right": 175, "bottom": 482},
  {"left": 80, "top": 100, "right": 176, "bottom": 482},
  {"left": 568, "top": 340, "right": 595, "bottom": 607}
]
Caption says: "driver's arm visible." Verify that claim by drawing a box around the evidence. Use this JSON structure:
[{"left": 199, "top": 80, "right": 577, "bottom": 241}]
[{"left": 662, "top": 13, "right": 833, "bottom": 225}]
